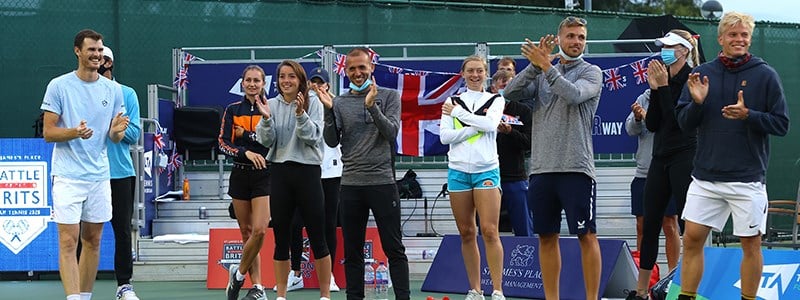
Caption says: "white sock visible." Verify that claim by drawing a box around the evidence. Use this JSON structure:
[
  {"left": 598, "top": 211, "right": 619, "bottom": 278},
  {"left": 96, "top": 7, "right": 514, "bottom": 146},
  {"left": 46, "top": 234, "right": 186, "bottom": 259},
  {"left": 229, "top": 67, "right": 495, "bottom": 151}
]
[
  {"left": 79, "top": 292, "right": 92, "bottom": 300},
  {"left": 493, "top": 290, "right": 503, "bottom": 295},
  {"left": 253, "top": 284, "right": 263, "bottom": 290},
  {"left": 235, "top": 270, "right": 246, "bottom": 281},
  {"left": 66, "top": 295, "right": 80, "bottom": 300},
  {"left": 321, "top": 297, "right": 331, "bottom": 300}
]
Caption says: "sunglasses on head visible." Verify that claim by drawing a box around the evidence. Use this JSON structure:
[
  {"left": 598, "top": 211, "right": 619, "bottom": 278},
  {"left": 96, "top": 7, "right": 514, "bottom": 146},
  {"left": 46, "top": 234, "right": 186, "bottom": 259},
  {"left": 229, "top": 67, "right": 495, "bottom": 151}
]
[{"left": 564, "top": 16, "right": 587, "bottom": 26}]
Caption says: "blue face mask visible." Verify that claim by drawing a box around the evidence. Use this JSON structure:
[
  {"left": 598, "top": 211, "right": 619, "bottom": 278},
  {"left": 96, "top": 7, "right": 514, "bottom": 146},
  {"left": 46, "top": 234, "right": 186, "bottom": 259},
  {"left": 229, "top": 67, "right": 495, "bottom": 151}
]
[
  {"left": 349, "top": 78, "right": 372, "bottom": 92},
  {"left": 661, "top": 48, "right": 678, "bottom": 65},
  {"left": 497, "top": 89, "right": 504, "bottom": 97},
  {"left": 558, "top": 47, "right": 583, "bottom": 61}
]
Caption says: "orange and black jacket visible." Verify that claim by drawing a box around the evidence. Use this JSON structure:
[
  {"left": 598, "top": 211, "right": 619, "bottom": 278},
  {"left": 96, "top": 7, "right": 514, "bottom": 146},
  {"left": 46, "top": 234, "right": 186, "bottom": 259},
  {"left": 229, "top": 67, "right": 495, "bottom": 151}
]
[{"left": 218, "top": 98, "right": 269, "bottom": 165}]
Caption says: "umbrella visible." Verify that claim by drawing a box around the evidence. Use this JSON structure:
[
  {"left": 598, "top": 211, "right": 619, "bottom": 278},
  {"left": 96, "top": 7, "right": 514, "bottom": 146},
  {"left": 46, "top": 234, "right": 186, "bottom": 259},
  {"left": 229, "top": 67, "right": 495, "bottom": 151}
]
[{"left": 614, "top": 15, "right": 706, "bottom": 64}]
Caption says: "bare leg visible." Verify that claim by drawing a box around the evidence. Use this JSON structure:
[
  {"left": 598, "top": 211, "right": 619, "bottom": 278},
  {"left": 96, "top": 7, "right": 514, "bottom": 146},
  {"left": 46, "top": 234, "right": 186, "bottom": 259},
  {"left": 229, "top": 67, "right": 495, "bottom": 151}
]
[
  {"left": 662, "top": 215, "right": 680, "bottom": 270},
  {"left": 635, "top": 216, "right": 643, "bottom": 252},
  {"left": 274, "top": 259, "right": 290, "bottom": 297},
  {"left": 78, "top": 222, "right": 104, "bottom": 293},
  {"left": 449, "top": 191, "right": 481, "bottom": 291},
  {"left": 474, "top": 188, "right": 504, "bottom": 292},
  {"left": 315, "top": 255, "right": 332, "bottom": 298},
  {"left": 578, "top": 232, "right": 601, "bottom": 300},
  {"left": 58, "top": 223, "right": 80, "bottom": 296},
  {"left": 679, "top": 221, "right": 711, "bottom": 294},
  {"left": 234, "top": 196, "right": 270, "bottom": 286},
  {"left": 539, "top": 233, "right": 561, "bottom": 299},
  {"left": 739, "top": 234, "right": 763, "bottom": 298}
]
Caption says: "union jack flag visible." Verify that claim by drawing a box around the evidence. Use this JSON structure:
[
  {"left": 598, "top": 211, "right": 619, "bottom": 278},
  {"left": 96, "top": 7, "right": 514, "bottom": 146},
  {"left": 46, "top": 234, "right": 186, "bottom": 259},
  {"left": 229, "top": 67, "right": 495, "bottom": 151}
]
[
  {"left": 166, "top": 151, "right": 183, "bottom": 182},
  {"left": 182, "top": 52, "right": 198, "bottom": 66},
  {"left": 367, "top": 48, "right": 380, "bottom": 64},
  {"left": 153, "top": 132, "right": 165, "bottom": 151},
  {"left": 173, "top": 68, "right": 188, "bottom": 88},
  {"left": 412, "top": 70, "right": 430, "bottom": 77},
  {"left": 629, "top": 60, "right": 648, "bottom": 85},
  {"left": 387, "top": 66, "right": 403, "bottom": 74},
  {"left": 334, "top": 54, "right": 347, "bottom": 76},
  {"left": 603, "top": 67, "right": 626, "bottom": 91}
]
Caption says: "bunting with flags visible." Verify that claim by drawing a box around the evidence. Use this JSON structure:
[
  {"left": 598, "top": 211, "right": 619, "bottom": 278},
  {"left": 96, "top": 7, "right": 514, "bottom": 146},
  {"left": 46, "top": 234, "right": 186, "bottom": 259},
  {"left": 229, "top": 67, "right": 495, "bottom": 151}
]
[
  {"left": 603, "top": 67, "right": 627, "bottom": 91},
  {"left": 629, "top": 60, "right": 649, "bottom": 85}
]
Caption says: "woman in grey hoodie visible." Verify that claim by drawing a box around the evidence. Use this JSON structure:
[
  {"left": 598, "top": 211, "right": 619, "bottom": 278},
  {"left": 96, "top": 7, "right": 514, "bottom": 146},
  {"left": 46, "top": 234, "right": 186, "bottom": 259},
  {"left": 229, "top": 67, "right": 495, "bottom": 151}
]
[{"left": 255, "top": 60, "right": 332, "bottom": 300}]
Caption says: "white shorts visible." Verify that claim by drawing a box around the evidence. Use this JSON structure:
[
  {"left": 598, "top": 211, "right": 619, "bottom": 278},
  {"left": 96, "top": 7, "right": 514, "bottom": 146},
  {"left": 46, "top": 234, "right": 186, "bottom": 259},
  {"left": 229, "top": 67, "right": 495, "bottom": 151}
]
[
  {"left": 682, "top": 177, "right": 768, "bottom": 237},
  {"left": 52, "top": 176, "right": 112, "bottom": 224}
]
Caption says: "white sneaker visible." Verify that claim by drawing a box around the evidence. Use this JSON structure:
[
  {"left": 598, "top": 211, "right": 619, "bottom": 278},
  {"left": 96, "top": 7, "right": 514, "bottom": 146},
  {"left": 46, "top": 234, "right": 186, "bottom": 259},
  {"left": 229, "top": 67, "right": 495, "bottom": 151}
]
[
  {"left": 465, "top": 289, "right": 485, "bottom": 300},
  {"left": 287, "top": 272, "right": 304, "bottom": 292},
  {"left": 115, "top": 284, "right": 140, "bottom": 300},
  {"left": 491, "top": 290, "right": 506, "bottom": 300},
  {"left": 329, "top": 273, "right": 340, "bottom": 292},
  {"left": 273, "top": 272, "right": 304, "bottom": 292}
]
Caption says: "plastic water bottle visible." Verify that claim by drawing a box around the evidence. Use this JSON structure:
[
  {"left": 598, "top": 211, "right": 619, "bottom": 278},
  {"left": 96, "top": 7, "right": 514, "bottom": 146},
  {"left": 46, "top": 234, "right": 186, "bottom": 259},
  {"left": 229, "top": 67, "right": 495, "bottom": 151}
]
[
  {"left": 364, "top": 262, "right": 375, "bottom": 299},
  {"left": 375, "top": 261, "right": 389, "bottom": 300}
]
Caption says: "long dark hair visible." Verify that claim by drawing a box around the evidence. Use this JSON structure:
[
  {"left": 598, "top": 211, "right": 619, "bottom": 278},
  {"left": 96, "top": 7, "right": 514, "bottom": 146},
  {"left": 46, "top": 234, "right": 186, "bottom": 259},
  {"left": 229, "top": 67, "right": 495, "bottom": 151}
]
[{"left": 276, "top": 60, "right": 310, "bottom": 111}]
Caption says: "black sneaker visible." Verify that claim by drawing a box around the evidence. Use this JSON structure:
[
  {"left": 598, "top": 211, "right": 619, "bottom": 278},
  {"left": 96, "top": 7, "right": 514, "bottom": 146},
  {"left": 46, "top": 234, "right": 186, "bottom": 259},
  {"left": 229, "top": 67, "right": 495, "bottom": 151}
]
[
  {"left": 626, "top": 290, "right": 649, "bottom": 300},
  {"left": 241, "top": 287, "right": 267, "bottom": 300},
  {"left": 226, "top": 264, "right": 245, "bottom": 300}
]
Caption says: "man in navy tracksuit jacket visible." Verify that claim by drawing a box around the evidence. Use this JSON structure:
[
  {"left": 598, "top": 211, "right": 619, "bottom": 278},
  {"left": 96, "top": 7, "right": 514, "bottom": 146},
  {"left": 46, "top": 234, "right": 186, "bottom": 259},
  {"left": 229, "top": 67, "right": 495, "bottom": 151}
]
[{"left": 674, "top": 12, "right": 789, "bottom": 300}]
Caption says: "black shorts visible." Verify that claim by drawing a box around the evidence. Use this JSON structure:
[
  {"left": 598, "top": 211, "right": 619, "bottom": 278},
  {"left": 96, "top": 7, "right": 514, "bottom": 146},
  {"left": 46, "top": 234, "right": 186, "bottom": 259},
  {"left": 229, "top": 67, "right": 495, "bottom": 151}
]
[{"left": 227, "top": 165, "right": 270, "bottom": 200}]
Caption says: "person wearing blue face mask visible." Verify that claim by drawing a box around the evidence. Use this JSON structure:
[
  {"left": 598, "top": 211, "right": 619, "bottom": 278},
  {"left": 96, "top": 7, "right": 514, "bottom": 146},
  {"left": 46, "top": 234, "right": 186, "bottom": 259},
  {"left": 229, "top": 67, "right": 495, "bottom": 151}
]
[
  {"left": 627, "top": 29, "right": 700, "bottom": 300},
  {"left": 322, "top": 47, "right": 410, "bottom": 300}
]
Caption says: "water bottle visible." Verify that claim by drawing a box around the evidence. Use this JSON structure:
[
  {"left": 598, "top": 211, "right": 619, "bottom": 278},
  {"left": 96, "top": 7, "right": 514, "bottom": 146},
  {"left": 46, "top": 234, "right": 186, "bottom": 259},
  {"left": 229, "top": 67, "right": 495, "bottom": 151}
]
[
  {"left": 364, "top": 262, "right": 375, "bottom": 299},
  {"left": 375, "top": 261, "right": 389, "bottom": 300}
]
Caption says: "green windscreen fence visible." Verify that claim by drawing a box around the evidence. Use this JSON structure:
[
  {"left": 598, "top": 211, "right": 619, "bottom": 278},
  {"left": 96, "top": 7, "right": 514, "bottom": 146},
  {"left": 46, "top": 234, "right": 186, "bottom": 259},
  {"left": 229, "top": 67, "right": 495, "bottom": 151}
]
[{"left": 1, "top": 0, "right": 797, "bottom": 198}]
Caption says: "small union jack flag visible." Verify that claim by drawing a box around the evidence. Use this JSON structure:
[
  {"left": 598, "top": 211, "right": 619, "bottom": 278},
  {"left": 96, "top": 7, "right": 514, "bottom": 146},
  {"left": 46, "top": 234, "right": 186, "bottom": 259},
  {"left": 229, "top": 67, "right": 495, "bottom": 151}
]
[
  {"left": 166, "top": 151, "right": 183, "bottom": 182},
  {"left": 334, "top": 54, "right": 347, "bottom": 76},
  {"left": 603, "top": 67, "right": 626, "bottom": 91},
  {"left": 173, "top": 68, "right": 188, "bottom": 88},
  {"left": 183, "top": 52, "right": 197, "bottom": 65},
  {"left": 629, "top": 60, "right": 648, "bottom": 85},
  {"left": 367, "top": 48, "right": 380, "bottom": 64},
  {"left": 412, "top": 70, "right": 430, "bottom": 77},
  {"left": 387, "top": 66, "right": 403, "bottom": 74},
  {"left": 315, "top": 49, "right": 324, "bottom": 58},
  {"left": 153, "top": 132, "right": 165, "bottom": 151}
]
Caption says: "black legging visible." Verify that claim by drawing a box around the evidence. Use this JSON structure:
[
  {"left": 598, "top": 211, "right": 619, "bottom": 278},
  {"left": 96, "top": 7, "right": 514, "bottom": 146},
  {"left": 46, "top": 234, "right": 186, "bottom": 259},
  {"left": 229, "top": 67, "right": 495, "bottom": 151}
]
[
  {"left": 639, "top": 149, "right": 694, "bottom": 270},
  {"left": 270, "top": 162, "right": 329, "bottom": 261},
  {"left": 290, "top": 177, "right": 341, "bottom": 270}
]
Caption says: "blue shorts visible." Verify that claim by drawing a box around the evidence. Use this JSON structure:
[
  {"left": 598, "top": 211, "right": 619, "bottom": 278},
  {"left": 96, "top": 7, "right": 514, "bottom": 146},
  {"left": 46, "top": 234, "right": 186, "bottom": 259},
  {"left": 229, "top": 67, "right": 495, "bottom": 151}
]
[
  {"left": 447, "top": 168, "right": 500, "bottom": 192},
  {"left": 630, "top": 177, "right": 677, "bottom": 217},
  {"left": 528, "top": 173, "right": 596, "bottom": 235}
]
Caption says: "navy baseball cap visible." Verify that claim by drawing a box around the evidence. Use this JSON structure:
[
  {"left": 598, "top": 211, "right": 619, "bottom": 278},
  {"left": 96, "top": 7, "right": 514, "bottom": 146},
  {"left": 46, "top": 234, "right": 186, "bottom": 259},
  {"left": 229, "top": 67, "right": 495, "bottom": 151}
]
[{"left": 309, "top": 67, "right": 330, "bottom": 83}]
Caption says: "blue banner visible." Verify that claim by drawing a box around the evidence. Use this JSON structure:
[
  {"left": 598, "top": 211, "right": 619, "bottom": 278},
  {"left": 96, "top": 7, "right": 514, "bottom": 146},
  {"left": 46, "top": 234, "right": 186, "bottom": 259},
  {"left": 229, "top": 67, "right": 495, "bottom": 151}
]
[
  {"left": 184, "top": 56, "right": 653, "bottom": 154},
  {"left": 667, "top": 247, "right": 800, "bottom": 300},
  {"left": 421, "top": 235, "right": 629, "bottom": 299},
  {"left": 0, "top": 138, "right": 114, "bottom": 271}
]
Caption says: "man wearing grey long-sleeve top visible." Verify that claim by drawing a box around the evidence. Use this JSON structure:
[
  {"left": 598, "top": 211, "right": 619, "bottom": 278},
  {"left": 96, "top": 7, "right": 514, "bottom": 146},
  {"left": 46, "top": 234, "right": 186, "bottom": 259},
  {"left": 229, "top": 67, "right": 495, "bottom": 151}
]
[
  {"left": 322, "top": 47, "right": 410, "bottom": 300},
  {"left": 503, "top": 16, "right": 603, "bottom": 300}
]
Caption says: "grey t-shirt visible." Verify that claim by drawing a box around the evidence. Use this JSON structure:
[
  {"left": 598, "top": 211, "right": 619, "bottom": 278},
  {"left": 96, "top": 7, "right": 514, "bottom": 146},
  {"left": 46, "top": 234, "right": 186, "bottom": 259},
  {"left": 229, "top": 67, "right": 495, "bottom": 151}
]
[
  {"left": 504, "top": 60, "right": 602, "bottom": 179},
  {"left": 323, "top": 87, "right": 400, "bottom": 186}
]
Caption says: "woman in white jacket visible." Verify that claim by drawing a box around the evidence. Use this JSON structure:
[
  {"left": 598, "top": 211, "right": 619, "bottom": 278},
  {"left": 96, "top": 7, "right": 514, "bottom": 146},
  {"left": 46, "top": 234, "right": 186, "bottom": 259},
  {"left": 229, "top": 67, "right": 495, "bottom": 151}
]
[{"left": 440, "top": 55, "right": 506, "bottom": 300}]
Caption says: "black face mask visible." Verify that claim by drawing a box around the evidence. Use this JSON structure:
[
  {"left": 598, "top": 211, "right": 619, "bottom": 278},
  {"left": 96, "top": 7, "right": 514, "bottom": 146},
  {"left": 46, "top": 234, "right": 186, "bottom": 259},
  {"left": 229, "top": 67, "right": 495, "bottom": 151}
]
[
  {"left": 98, "top": 57, "right": 113, "bottom": 76},
  {"left": 98, "top": 65, "right": 112, "bottom": 75}
]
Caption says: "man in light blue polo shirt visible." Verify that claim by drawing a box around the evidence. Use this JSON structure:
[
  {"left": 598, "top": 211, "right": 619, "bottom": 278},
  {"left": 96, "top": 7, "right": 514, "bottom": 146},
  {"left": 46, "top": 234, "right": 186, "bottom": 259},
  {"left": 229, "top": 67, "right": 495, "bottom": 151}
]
[{"left": 40, "top": 29, "right": 129, "bottom": 300}]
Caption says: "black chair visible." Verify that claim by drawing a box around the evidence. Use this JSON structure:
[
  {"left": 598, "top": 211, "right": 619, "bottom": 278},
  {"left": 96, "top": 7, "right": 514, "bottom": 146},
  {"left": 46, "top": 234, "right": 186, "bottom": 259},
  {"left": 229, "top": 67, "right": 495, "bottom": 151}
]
[{"left": 173, "top": 106, "right": 221, "bottom": 161}]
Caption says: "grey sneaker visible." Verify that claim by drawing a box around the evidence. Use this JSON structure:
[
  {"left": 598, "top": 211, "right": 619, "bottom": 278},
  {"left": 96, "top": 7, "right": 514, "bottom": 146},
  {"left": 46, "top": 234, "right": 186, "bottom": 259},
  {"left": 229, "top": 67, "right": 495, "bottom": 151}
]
[
  {"left": 465, "top": 289, "right": 485, "bottom": 300},
  {"left": 241, "top": 287, "right": 268, "bottom": 300},
  {"left": 116, "top": 284, "right": 140, "bottom": 300},
  {"left": 491, "top": 290, "right": 506, "bottom": 300},
  {"left": 226, "top": 264, "right": 245, "bottom": 300}
]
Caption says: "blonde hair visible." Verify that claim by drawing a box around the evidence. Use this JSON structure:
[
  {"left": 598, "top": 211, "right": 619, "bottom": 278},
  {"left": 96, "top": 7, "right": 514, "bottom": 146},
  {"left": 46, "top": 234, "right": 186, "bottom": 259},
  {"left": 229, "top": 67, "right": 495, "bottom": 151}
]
[
  {"left": 668, "top": 29, "right": 700, "bottom": 67},
  {"left": 461, "top": 55, "right": 488, "bottom": 72},
  {"left": 718, "top": 12, "right": 755, "bottom": 37}
]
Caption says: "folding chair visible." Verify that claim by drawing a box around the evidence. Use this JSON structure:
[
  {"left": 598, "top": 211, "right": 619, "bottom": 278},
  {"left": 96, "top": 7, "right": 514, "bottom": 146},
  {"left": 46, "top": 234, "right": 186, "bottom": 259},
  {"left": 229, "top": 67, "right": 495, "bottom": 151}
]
[{"left": 762, "top": 182, "right": 800, "bottom": 250}]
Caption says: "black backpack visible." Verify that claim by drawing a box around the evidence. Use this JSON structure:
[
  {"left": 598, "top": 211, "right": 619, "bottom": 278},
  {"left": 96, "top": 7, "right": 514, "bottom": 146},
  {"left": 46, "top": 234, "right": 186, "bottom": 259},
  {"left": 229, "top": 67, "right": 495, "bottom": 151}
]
[{"left": 396, "top": 169, "right": 423, "bottom": 199}]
